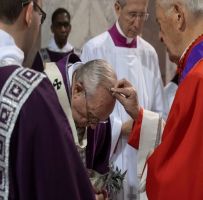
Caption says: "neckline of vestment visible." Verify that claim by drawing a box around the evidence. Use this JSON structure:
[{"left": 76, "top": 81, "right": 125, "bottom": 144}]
[
  {"left": 108, "top": 24, "right": 137, "bottom": 48},
  {"left": 177, "top": 34, "right": 203, "bottom": 83}
]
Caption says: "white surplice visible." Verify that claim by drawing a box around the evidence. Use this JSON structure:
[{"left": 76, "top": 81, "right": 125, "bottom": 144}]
[
  {"left": 81, "top": 25, "right": 166, "bottom": 200},
  {"left": 47, "top": 37, "right": 73, "bottom": 53},
  {"left": 164, "top": 81, "right": 178, "bottom": 114},
  {"left": 0, "top": 30, "right": 24, "bottom": 67}
]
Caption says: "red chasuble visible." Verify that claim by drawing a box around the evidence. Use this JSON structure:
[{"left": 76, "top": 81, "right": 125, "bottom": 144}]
[
  {"left": 147, "top": 61, "right": 203, "bottom": 199},
  {"left": 129, "top": 35, "right": 203, "bottom": 199}
]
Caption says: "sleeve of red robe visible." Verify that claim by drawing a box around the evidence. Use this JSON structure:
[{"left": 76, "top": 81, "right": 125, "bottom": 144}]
[
  {"left": 128, "top": 107, "right": 164, "bottom": 185},
  {"left": 147, "top": 61, "right": 203, "bottom": 200},
  {"left": 128, "top": 108, "right": 144, "bottom": 149}
]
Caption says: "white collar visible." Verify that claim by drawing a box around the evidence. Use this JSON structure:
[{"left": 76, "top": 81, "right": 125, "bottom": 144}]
[
  {"left": 47, "top": 37, "right": 73, "bottom": 53},
  {"left": 116, "top": 21, "right": 134, "bottom": 44},
  {"left": 0, "top": 29, "right": 24, "bottom": 67}
]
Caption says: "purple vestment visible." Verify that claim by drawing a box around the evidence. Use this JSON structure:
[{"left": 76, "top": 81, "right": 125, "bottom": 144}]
[
  {"left": 56, "top": 55, "right": 112, "bottom": 175},
  {"left": 32, "top": 48, "right": 73, "bottom": 72},
  {"left": 0, "top": 65, "right": 95, "bottom": 199}
]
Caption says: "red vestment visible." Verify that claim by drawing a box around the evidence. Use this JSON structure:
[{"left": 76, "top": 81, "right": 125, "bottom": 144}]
[
  {"left": 129, "top": 35, "right": 203, "bottom": 199},
  {"left": 147, "top": 61, "right": 203, "bottom": 199}
]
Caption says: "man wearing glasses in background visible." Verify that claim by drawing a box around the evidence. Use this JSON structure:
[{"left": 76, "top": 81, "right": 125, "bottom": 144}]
[
  {"left": 0, "top": 0, "right": 102, "bottom": 199},
  {"left": 81, "top": 0, "right": 166, "bottom": 199},
  {"left": 32, "top": 7, "right": 75, "bottom": 72}
]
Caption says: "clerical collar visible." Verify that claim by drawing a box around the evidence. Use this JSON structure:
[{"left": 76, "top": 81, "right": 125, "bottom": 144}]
[
  {"left": 108, "top": 22, "right": 137, "bottom": 48},
  {"left": 116, "top": 21, "right": 134, "bottom": 44},
  {"left": 48, "top": 37, "right": 73, "bottom": 53}
]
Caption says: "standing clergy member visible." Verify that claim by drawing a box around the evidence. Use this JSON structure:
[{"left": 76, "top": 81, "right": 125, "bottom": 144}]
[
  {"left": 81, "top": 0, "right": 166, "bottom": 199},
  {"left": 112, "top": 0, "right": 203, "bottom": 199},
  {"left": 0, "top": 0, "right": 101, "bottom": 199},
  {"left": 32, "top": 7, "right": 73, "bottom": 72}
]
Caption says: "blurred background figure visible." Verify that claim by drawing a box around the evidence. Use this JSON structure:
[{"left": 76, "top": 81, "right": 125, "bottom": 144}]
[{"left": 32, "top": 7, "right": 73, "bottom": 71}]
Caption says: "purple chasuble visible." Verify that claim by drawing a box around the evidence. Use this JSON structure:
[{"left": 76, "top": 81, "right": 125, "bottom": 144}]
[
  {"left": 56, "top": 57, "right": 112, "bottom": 174},
  {"left": 0, "top": 65, "right": 95, "bottom": 200},
  {"left": 108, "top": 24, "right": 137, "bottom": 48},
  {"left": 85, "top": 120, "right": 112, "bottom": 174},
  {"left": 32, "top": 48, "right": 73, "bottom": 72}
]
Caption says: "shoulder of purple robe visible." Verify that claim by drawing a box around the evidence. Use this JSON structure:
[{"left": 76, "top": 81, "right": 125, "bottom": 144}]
[
  {"left": 31, "top": 49, "right": 73, "bottom": 72},
  {"left": 0, "top": 66, "right": 95, "bottom": 200},
  {"left": 47, "top": 49, "right": 73, "bottom": 63},
  {"left": 56, "top": 52, "right": 81, "bottom": 100}
]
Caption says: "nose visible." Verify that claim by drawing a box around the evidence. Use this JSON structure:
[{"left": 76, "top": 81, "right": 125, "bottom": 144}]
[
  {"left": 132, "top": 17, "right": 141, "bottom": 27},
  {"left": 60, "top": 25, "right": 66, "bottom": 32}
]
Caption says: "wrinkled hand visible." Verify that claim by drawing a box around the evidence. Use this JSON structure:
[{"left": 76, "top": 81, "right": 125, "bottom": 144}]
[
  {"left": 111, "top": 79, "right": 140, "bottom": 120},
  {"left": 95, "top": 192, "right": 108, "bottom": 200},
  {"left": 94, "top": 187, "right": 108, "bottom": 200}
]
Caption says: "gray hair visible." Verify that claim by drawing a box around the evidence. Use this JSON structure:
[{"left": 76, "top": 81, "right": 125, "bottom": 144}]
[
  {"left": 116, "top": 0, "right": 127, "bottom": 7},
  {"left": 74, "top": 59, "right": 117, "bottom": 96},
  {"left": 158, "top": 0, "right": 203, "bottom": 15},
  {"left": 116, "top": 0, "right": 149, "bottom": 7}
]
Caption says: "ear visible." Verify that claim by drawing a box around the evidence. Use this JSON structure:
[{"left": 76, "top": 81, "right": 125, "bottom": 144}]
[
  {"left": 114, "top": 1, "right": 122, "bottom": 17},
  {"left": 72, "top": 82, "right": 85, "bottom": 97},
  {"left": 25, "top": 2, "right": 34, "bottom": 27},
  {"left": 173, "top": 3, "right": 185, "bottom": 31}
]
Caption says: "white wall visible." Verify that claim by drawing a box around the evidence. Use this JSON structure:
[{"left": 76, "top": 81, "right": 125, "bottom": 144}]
[
  {"left": 42, "top": 0, "right": 116, "bottom": 51},
  {"left": 40, "top": 0, "right": 175, "bottom": 83}
]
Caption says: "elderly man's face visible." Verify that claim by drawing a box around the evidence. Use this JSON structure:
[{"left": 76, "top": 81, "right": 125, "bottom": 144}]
[
  {"left": 115, "top": 0, "right": 148, "bottom": 38},
  {"left": 71, "top": 85, "right": 116, "bottom": 129},
  {"left": 155, "top": 1, "right": 181, "bottom": 63}
]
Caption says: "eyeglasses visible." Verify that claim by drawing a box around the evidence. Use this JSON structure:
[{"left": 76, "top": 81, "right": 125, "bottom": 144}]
[
  {"left": 127, "top": 12, "right": 149, "bottom": 21},
  {"left": 84, "top": 90, "right": 108, "bottom": 125},
  {"left": 21, "top": 0, "right": 46, "bottom": 24},
  {"left": 33, "top": 1, "right": 46, "bottom": 24}
]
